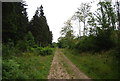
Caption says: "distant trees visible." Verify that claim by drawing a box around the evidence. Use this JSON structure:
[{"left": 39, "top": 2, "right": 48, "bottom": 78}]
[
  {"left": 58, "top": 1, "right": 120, "bottom": 52},
  {"left": 29, "top": 5, "right": 52, "bottom": 47},
  {"left": 58, "top": 19, "right": 75, "bottom": 48}
]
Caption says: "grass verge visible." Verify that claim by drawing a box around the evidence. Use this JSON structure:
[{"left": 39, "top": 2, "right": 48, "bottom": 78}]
[
  {"left": 62, "top": 49, "right": 119, "bottom": 79},
  {"left": 3, "top": 51, "right": 54, "bottom": 79}
]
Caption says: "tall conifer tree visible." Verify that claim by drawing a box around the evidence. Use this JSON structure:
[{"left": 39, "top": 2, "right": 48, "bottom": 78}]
[{"left": 29, "top": 5, "right": 52, "bottom": 46}]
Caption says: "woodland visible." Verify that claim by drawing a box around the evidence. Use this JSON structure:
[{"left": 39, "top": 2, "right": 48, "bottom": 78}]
[{"left": 2, "top": 1, "right": 120, "bottom": 79}]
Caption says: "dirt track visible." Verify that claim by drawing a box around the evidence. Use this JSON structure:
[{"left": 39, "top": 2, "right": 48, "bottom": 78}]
[{"left": 48, "top": 48, "right": 91, "bottom": 80}]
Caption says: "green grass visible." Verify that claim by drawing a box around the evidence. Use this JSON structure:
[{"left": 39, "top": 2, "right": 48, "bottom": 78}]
[
  {"left": 2, "top": 44, "right": 55, "bottom": 79},
  {"left": 17, "top": 52, "right": 54, "bottom": 79},
  {"left": 3, "top": 51, "right": 54, "bottom": 79},
  {"left": 62, "top": 49, "right": 119, "bottom": 79}
]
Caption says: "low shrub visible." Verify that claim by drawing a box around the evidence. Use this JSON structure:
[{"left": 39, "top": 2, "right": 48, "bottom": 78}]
[
  {"left": 16, "top": 40, "right": 28, "bottom": 52},
  {"left": 41, "top": 47, "right": 53, "bottom": 56},
  {"left": 28, "top": 47, "right": 54, "bottom": 56},
  {"left": 37, "top": 47, "right": 53, "bottom": 56},
  {"left": 2, "top": 44, "right": 19, "bottom": 59},
  {"left": 75, "top": 36, "right": 98, "bottom": 52},
  {"left": 2, "top": 52, "right": 54, "bottom": 79},
  {"left": 2, "top": 59, "right": 28, "bottom": 79}
]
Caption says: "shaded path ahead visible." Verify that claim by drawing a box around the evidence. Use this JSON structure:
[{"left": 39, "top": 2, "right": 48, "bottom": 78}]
[{"left": 48, "top": 48, "right": 91, "bottom": 79}]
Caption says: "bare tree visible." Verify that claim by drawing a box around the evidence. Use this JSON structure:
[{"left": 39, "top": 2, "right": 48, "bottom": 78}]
[{"left": 72, "top": 2, "right": 92, "bottom": 36}]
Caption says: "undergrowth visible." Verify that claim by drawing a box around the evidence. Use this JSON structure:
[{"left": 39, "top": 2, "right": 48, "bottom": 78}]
[
  {"left": 62, "top": 49, "right": 119, "bottom": 79},
  {"left": 2, "top": 44, "right": 54, "bottom": 79}
]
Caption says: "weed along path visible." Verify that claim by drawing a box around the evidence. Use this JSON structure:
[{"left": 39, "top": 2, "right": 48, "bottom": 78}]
[{"left": 48, "top": 48, "right": 91, "bottom": 79}]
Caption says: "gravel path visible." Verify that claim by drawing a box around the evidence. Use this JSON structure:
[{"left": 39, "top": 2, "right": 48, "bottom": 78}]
[
  {"left": 48, "top": 48, "right": 92, "bottom": 80},
  {"left": 48, "top": 48, "right": 70, "bottom": 79}
]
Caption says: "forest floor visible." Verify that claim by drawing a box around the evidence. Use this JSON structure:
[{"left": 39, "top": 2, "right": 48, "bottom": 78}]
[{"left": 48, "top": 48, "right": 91, "bottom": 79}]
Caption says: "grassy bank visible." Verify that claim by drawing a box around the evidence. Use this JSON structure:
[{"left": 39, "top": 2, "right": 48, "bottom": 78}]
[
  {"left": 3, "top": 45, "right": 54, "bottom": 79},
  {"left": 62, "top": 49, "right": 119, "bottom": 79},
  {"left": 3, "top": 52, "right": 54, "bottom": 79}
]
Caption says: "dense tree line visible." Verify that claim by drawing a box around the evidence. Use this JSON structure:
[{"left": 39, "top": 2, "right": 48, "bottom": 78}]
[
  {"left": 58, "top": 1, "right": 120, "bottom": 53},
  {"left": 2, "top": 2, "right": 53, "bottom": 79},
  {"left": 2, "top": 2, "right": 52, "bottom": 47},
  {"left": 2, "top": 2, "right": 28, "bottom": 43}
]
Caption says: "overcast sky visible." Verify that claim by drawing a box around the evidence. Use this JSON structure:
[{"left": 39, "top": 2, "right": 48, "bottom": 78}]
[{"left": 24, "top": 0, "right": 103, "bottom": 42}]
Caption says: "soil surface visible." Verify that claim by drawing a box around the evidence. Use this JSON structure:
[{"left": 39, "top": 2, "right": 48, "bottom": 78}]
[{"left": 48, "top": 48, "right": 92, "bottom": 80}]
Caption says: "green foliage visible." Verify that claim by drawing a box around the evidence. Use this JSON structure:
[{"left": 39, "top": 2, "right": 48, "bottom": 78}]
[
  {"left": 2, "top": 3, "right": 52, "bottom": 47},
  {"left": 111, "top": 31, "right": 120, "bottom": 64},
  {"left": 51, "top": 42, "right": 58, "bottom": 48},
  {"left": 2, "top": 43, "right": 54, "bottom": 79},
  {"left": 2, "top": 44, "right": 19, "bottom": 59},
  {"left": 16, "top": 31, "right": 35, "bottom": 52},
  {"left": 63, "top": 49, "right": 120, "bottom": 79},
  {"left": 58, "top": 37, "right": 67, "bottom": 48},
  {"left": 24, "top": 31, "right": 35, "bottom": 47},
  {"left": 3, "top": 59, "right": 28, "bottom": 79},
  {"left": 29, "top": 5, "right": 52, "bottom": 47},
  {"left": 96, "top": 29, "right": 114, "bottom": 51},
  {"left": 58, "top": 1, "right": 118, "bottom": 52},
  {"left": 2, "top": 52, "right": 54, "bottom": 79},
  {"left": 16, "top": 40, "right": 28, "bottom": 52},
  {"left": 34, "top": 47, "right": 54, "bottom": 56},
  {"left": 96, "top": 1, "right": 116, "bottom": 29},
  {"left": 43, "top": 47, "right": 54, "bottom": 55},
  {"left": 2, "top": 39, "right": 54, "bottom": 79},
  {"left": 75, "top": 31, "right": 115, "bottom": 52},
  {"left": 2, "top": 2, "right": 53, "bottom": 80},
  {"left": 58, "top": 19, "right": 75, "bottom": 49},
  {"left": 2, "top": 2, "right": 28, "bottom": 43},
  {"left": 75, "top": 36, "right": 98, "bottom": 52},
  {"left": 60, "top": 20, "right": 73, "bottom": 36}
]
